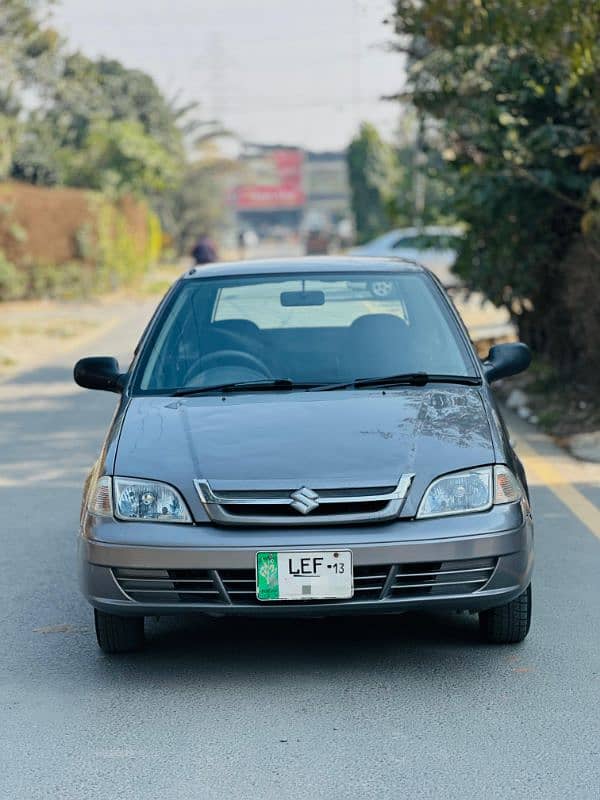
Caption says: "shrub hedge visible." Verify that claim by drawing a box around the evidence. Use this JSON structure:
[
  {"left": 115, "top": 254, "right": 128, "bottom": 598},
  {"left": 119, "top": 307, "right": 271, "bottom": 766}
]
[{"left": 0, "top": 182, "right": 162, "bottom": 301}]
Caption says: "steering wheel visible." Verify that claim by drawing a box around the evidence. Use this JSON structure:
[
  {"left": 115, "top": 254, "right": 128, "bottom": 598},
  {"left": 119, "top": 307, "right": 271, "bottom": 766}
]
[{"left": 183, "top": 349, "right": 273, "bottom": 385}]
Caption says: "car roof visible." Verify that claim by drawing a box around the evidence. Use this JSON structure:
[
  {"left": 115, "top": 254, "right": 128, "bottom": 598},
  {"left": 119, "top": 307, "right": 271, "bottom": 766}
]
[
  {"left": 364, "top": 225, "right": 463, "bottom": 243},
  {"left": 182, "top": 256, "right": 426, "bottom": 280}
]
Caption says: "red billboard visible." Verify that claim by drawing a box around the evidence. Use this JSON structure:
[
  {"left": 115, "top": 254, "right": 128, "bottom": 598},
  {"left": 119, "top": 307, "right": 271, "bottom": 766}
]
[{"left": 235, "top": 149, "right": 305, "bottom": 210}]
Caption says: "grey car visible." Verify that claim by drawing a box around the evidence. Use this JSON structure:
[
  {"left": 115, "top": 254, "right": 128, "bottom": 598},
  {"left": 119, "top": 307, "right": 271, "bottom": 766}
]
[{"left": 75, "top": 257, "right": 533, "bottom": 653}]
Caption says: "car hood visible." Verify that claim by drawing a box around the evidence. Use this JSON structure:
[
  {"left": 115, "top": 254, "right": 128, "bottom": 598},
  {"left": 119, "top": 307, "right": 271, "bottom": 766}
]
[{"left": 114, "top": 387, "right": 495, "bottom": 516}]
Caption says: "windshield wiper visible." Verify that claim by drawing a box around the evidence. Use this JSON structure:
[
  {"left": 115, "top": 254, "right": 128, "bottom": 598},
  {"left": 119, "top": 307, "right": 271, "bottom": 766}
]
[
  {"left": 354, "top": 372, "right": 482, "bottom": 389},
  {"left": 173, "top": 373, "right": 482, "bottom": 396},
  {"left": 172, "top": 379, "right": 313, "bottom": 396},
  {"left": 312, "top": 372, "right": 482, "bottom": 391}
]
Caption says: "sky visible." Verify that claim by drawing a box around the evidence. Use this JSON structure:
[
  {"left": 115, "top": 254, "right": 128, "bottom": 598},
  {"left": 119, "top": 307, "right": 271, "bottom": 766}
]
[{"left": 52, "top": 0, "right": 406, "bottom": 151}]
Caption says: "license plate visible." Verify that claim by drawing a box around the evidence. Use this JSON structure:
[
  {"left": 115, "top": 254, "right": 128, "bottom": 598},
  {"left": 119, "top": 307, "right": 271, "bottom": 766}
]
[{"left": 256, "top": 551, "right": 353, "bottom": 601}]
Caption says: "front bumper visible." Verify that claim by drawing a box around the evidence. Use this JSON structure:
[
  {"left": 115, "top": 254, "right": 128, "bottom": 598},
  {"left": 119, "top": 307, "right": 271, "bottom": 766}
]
[{"left": 79, "top": 503, "right": 533, "bottom": 617}]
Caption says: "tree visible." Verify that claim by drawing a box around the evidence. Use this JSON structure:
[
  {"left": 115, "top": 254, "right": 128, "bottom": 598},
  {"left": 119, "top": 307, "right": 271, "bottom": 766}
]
[
  {"left": 44, "top": 54, "right": 184, "bottom": 155},
  {"left": 11, "top": 53, "right": 186, "bottom": 196},
  {"left": 347, "top": 123, "right": 399, "bottom": 243},
  {"left": 2, "top": 10, "right": 239, "bottom": 256},
  {"left": 390, "top": 0, "right": 600, "bottom": 377},
  {"left": 0, "top": 0, "right": 59, "bottom": 178},
  {"left": 60, "top": 119, "right": 181, "bottom": 194}
]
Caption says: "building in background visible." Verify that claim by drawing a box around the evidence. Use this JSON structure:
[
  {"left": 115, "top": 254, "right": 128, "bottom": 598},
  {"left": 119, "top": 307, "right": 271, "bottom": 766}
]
[
  {"left": 234, "top": 144, "right": 305, "bottom": 236},
  {"left": 233, "top": 144, "right": 352, "bottom": 244},
  {"left": 303, "top": 150, "right": 352, "bottom": 236}
]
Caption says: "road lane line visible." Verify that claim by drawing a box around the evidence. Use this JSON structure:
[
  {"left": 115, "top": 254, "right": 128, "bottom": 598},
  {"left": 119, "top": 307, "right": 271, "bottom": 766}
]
[{"left": 515, "top": 436, "right": 600, "bottom": 541}]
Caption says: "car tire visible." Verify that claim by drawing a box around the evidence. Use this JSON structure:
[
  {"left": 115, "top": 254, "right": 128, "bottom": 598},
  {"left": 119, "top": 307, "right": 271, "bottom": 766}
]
[
  {"left": 368, "top": 279, "right": 395, "bottom": 299},
  {"left": 479, "top": 584, "right": 531, "bottom": 644},
  {"left": 94, "top": 609, "right": 145, "bottom": 654}
]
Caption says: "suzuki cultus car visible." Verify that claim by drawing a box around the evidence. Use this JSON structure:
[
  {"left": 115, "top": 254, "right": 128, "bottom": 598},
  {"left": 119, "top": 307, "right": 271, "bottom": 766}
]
[{"left": 75, "top": 257, "right": 533, "bottom": 653}]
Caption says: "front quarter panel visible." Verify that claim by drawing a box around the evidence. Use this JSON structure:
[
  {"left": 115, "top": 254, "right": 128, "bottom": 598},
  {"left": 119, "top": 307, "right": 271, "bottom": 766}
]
[
  {"left": 80, "top": 395, "right": 130, "bottom": 522},
  {"left": 480, "top": 382, "right": 530, "bottom": 497}
]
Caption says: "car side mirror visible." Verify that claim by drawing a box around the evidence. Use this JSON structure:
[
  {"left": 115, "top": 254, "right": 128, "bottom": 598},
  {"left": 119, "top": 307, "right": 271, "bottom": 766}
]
[
  {"left": 74, "top": 357, "right": 125, "bottom": 393},
  {"left": 483, "top": 343, "right": 531, "bottom": 383}
]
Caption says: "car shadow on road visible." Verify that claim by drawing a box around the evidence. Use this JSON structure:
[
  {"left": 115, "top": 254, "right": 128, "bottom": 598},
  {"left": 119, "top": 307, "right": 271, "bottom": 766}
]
[
  {"left": 85, "top": 611, "right": 501, "bottom": 686},
  {"left": 150, "top": 610, "right": 482, "bottom": 651}
]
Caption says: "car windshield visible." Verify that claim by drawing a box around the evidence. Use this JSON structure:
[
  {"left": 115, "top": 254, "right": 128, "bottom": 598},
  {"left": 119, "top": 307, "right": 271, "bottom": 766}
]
[{"left": 135, "top": 271, "right": 475, "bottom": 393}]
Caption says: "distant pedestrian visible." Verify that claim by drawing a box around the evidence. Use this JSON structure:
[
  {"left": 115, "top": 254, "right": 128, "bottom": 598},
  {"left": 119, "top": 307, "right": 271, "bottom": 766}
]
[
  {"left": 237, "top": 228, "right": 258, "bottom": 259},
  {"left": 191, "top": 233, "right": 217, "bottom": 265},
  {"left": 238, "top": 229, "right": 246, "bottom": 260}
]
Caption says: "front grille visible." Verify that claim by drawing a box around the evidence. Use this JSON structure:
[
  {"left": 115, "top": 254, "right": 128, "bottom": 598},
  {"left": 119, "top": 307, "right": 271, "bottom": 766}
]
[
  {"left": 388, "top": 557, "right": 497, "bottom": 598},
  {"left": 218, "top": 568, "right": 256, "bottom": 603},
  {"left": 215, "top": 487, "right": 397, "bottom": 500},
  {"left": 353, "top": 564, "right": 389, "bottom": 601},
  {"left": 194, "top": 476, "right": 414, "bottom": 527},
  {"left": 113, "top": 568, "right": 222, "bottom": 604},
  {"left": 219, "top": 501, "right": 390, "bottom": 519},
  {"left": 112, "top": 557, "right": 496, "bottom": 606}
]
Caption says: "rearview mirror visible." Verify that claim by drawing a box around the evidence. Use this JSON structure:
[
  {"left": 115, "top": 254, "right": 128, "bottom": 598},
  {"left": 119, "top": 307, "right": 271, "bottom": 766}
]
[
  {"left": 483, "top": 343, "right": 531, "bottom": 383},
  {"left": 74, "top": 357, "right": 124, "bottom": 393},
  {"left": 280, "top": 290, "right": 325, "bottom": 307}
]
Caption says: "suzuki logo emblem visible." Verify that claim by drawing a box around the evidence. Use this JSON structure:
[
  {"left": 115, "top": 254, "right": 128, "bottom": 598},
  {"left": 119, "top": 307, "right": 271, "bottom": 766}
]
[{"left": 290, "top": 486, "right": 320, "bottom": 515}]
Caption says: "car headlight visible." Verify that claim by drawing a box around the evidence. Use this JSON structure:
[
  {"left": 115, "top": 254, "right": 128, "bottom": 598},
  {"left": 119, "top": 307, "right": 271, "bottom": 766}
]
[
  {"left": 114, "top": 477, "right": 192, "bottom": 523},
  {"left": 417, "top": 465, "right": 522, "bottom": 519},
  {"left": 89, "top": 476, "right": 191, "bottom": 523}
]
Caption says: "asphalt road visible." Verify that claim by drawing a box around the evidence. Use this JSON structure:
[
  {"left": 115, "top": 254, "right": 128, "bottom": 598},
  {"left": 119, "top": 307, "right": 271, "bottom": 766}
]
[{"left": 1, "top": 308, "right": 599, "bottom": 800}]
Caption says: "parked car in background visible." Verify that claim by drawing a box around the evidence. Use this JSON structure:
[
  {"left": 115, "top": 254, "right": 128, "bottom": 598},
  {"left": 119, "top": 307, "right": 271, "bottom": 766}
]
[
  {"left": 74, "top": 256, "right": 533, "bottom": 654},
  {"left": 351, "top": 226, "right": 463, "bottom": 296}
]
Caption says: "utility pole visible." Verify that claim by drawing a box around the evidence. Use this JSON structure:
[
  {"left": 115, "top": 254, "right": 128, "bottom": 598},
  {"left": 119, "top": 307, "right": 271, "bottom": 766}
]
[
  {"left": 413, "top": 111, "right": 426, "bottom": 227},
  {"left": 207, "top": 32, "right": 226, "bottom": 125},
  {"left": 352, "top": 0, "right": 362, "bottom": 130}
]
